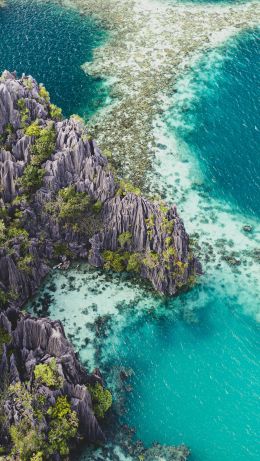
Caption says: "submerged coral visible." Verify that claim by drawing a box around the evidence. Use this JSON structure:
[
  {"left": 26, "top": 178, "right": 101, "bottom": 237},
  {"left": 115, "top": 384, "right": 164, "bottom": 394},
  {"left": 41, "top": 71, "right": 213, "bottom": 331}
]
[{"left": 58, "top": 0, "right": 260, "bottom": 189}]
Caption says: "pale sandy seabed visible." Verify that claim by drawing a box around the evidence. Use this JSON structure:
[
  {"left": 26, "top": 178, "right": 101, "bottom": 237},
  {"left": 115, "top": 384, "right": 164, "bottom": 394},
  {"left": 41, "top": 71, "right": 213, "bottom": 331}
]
[{"left": 56, "top": 0, "right": 260, "bottom": 321}]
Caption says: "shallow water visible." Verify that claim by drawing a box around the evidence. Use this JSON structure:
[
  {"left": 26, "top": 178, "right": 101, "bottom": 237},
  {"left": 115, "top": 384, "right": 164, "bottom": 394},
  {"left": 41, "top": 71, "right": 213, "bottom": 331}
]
[
  {"left": 18, "top": 3, "right": 260, "bottom": 460},
  {"left": 0, "top": 0, "right": 108, "bottom": 118},
  {"left": 166, "top": 28, "right": 260, "bottom": 217},
  {"left": 114, "top": 290, "right": 260, "bottom": 461}
]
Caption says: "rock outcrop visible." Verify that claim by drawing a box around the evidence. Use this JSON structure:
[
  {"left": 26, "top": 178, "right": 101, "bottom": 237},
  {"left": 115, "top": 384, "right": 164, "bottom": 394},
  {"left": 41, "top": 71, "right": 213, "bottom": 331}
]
[
  {"left": 0, "top": 309, "right": 104, "bottom": 453},
  {"left": 0, "top": 70, "right": 201, "bottom": 312},
  {"left": 0, "top": 71, "right": 196, "bottom": 459}
]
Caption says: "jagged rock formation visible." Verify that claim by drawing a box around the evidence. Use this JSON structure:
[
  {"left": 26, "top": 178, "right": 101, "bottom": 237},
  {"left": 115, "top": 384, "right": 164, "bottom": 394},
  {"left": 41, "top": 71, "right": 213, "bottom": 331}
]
[
  {"left": 0, "top": 71, "right": 201, "bottom": 311},
  {"left": 0, "top": 71, "right": 197, "bottom": 458},
  {"left": 0, "top": 308, "right": 104, "bottom": 453}
]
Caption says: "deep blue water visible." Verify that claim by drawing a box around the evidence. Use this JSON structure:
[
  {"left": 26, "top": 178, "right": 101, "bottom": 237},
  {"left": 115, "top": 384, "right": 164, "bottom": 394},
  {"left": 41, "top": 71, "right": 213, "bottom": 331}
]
[
  {"left": 167, "top": 29, "right": 260, "bottom": 217},
  {"left": 0, "top": 0, "right": 107, "bottom": 118}
]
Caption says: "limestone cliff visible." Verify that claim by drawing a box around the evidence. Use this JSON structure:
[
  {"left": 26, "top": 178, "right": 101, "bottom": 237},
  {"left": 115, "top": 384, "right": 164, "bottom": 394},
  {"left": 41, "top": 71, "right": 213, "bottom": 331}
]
[
  {"left": 0, "top": 309, "right": 104, "bottom": 450},
  {"left": 0, "top": 71, "right": 201, "bottom": 311}
]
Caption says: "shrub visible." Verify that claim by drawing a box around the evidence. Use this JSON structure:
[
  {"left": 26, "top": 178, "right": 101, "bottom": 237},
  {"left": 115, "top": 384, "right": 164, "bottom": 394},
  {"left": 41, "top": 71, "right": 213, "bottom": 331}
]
[
  {"left": 117, "top": 180, "right": 141, "bottom": 197},
  {"left": 8, "top": 385, "right": 79, "bottom": 460},
  {"left": 161, "top": 216, "right": 174, "bottom": 234},
  {"left": 126, "top": 253, "right": 142, "bottom": 272},
  {"left": 118, "top": 231, "right": 132, "bottom": 248},
  {"left": 7, "top": 226, "right": 29, "bottom": 241},
  {"left": 87, "top": 383, "right": 112, "bottom": 419},
  {"left": 70, "top": 114, "right": 84, "bottom": 123},
  {"left": 58, "top": 186, "right": 90, "bottom": 220},
  {"left": 39, "top": 85, "right": 50, "bottom": 103},
  {"left": 162, "top": 246, "right": 176, "bottom": 262},
  {"left": 0, "top": 219, "right": 6, "bottom": 241},
  {"left": 17, "top": 99, "right": 29, "bottom": 127},
  {"left": 25, "top": 120, "right": 42, "bottom": 137},
  {"left": 92, "top": 199, "right": 103, "bottom": 214},
  {"left": 30, "top": 452, "right": 44, "bottom": 461},
  {"left": 34, "top": 358, "right": 63, "bottom": 388},
  {"left": 143, "top": 251, "right": 160, "bottom": 269},
  {"left": 176, "top": 260, "right": 188, "bottom": 275},
  {"left": 49, "top": 103, "right": 62, "bottom": 120},
  {"left": 102, "top": 250, "right": 128, "bottom": 272},
  {"left": 0, "top": 290, "right": 9, "bottom": 309},
  {"left": 30, "top": 124, "right": 56, "bottom": 165},
  {"left": 9, "top": 421, "right": 43, "bottom": 461},
  {"left": 47, "top": 396, "right": 79, "bottom": 456},
  {"left": 53, "top": 242, "right": 73, "bottom": 259},
  {"left": 17, "top": 254, "right": 33, "bottom": 274},
  {"left": 20, "top": 164, "right": 45, "bottom": 193},
  {"left": 0, "top": 326, "right": 11, "bottom": 356}
]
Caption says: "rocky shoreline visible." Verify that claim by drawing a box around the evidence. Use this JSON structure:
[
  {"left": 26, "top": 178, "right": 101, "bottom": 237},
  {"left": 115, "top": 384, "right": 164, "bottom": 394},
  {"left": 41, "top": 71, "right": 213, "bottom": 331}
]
[
  {"left": 0, "top": 71, "right": 197, "bottom": 459},
  {"left": 0, "top": 71, "right": 200, "bottom": 306},
  {"left": 54, "top": 0, "right": 260, "bottom": 315}
]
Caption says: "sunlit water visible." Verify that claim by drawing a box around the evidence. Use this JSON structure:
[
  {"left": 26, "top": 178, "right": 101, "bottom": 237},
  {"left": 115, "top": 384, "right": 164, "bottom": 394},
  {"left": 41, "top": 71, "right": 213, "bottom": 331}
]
[
  {"left": 5, "top": 0, "right": 257, "bottom": 459},
  {"left": 165, "top": 29, "right": 260, "bottom": 217},
  {"left": 0, "top": 0, "right": 108, "bottom": 118}
]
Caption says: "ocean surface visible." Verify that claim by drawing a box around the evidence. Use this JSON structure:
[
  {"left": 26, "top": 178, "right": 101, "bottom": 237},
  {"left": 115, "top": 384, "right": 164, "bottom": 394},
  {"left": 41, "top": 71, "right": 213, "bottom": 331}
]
[
  {"left": 165, "top": 28, "right": 260, "bottom": 217},
  {"left": 0, "top": 0, "right": 108, "bottom": 119},
  {"left": 1, "top": 0, "right": 257, "bottom": 460}
]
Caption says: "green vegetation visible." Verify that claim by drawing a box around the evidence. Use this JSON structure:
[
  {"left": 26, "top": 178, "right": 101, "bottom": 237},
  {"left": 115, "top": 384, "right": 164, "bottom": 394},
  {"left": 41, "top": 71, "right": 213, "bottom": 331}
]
[
  {"left": 143, "top": 251, "right": 160, "bottom": 270},
  {"left": 20, "top": 122, "right": 56, "bottom": 194},
  {"left": 145, "top": 214, "right": 155, "bottom": 238},
  {"left": 70, "top": 114, "right": 84, "bottom": 124},
  {"left": 102, "top": 249, "right": 142, "bottom": 273},
  {"left": 45, "top": 186, "right": 102, "bottom": 235},
  {"left": 0, "top": 289, "right": 9, "bottom": 309},
  {"left": 49, "top": 103, "right": 62, "bottom": 120},
  {"left": 17, "top": 254, "right": 33, "bottom": 274},
  {"left": 161, "top": 216, "right": 174, "bottom": 234},
  {"left": 20, "top": 164, "right": 46, "bottom": 194},
  {"left": 0, "top": 326, "right": 11, "bottom": 356},
  {"left": 30, "top": 123, "right": 56, "bottom": 165},
  {"left": 92, "top": 199, "right": 103, "bottom": 214},
  {"left": 0, "top": 219, "right": 5, "bottom": 242},
  {"left": 162, "top": 246, "right": 176, "bottom": 262},
  {"left": 53, "top": 242, "right": 73, "bottom": 259},
  {"left": 39, "top": 85, "right": 50, "bottom": 103},
  {"left": 17, "top": 99, "right": 30, "bottom": 128},
  {"left": 34, "top": 358, "right": 63, "bottom": 389},
  {"left": 118, "top": 231, "right": 132, "bottom": 248},
  {"left": 47, "top": 396, "right": 78, "bottom": 457},
  {"left": 126, "top": 252, "right": 142, "bottom": 272},
  {"left": 117, "top": 180, "right": 141, "bottom": 197},
  {"left": 25, "top": 120, "right": 42, "bottom": 137},
  {"left": 7, "top": 379, "right": 79, "bottom": 460},
  {"left": 57, "top": 186, "right": 90, "bottom": 220},
  {"left": 103, "top": 250, "right": 128, "bottom": 272},
  {"left": 0, "top": 289, "right": 17, "bottom": 309},
  {"left": 0, "top": 122, "right": 14, "bottom": 148},
  {"left": 9, "top": 420, "right": 43, "bottom": 461},
  {"left": 176, "top": 260, "right": 188, "bottom": 275},
  {"left": 87, "top": 383, "right": 112, "bottom": 419}
]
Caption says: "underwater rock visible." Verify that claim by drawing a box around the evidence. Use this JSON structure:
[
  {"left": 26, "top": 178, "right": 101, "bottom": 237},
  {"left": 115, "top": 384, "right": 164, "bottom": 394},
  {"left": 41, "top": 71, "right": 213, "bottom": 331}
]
[{"left": 243, "top": 225, "right": 253, "bottom": 233}]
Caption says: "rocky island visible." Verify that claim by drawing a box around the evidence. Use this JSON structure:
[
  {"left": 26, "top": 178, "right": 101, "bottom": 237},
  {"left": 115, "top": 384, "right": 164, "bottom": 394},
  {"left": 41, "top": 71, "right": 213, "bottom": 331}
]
[{"left": 0, "top": 71, "right": 198, "bottom": 460}]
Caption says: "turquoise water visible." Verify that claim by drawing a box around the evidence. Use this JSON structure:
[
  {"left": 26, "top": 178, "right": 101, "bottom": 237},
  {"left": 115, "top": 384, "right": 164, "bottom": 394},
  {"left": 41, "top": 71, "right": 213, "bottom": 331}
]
[
  {"left": 166, "top": 29, "right": 260, "bottom": 217},
  {"left": 0, "top": 0, "right": 107, "bottom": 118},
  {"left": 111, "top": 289, "right": 260, "bottom": 461},
  {"left": 15, "top": 3, "right": 259, "bottom": 460}
]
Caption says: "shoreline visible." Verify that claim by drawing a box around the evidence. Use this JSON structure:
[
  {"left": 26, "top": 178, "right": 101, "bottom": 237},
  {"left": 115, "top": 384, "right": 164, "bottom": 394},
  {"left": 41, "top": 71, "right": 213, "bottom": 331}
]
[{"left": 58, "top": 0, "right": 260, "bottom": 320}]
